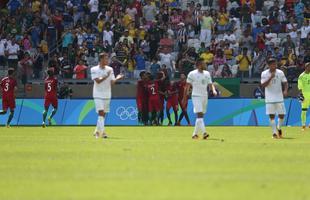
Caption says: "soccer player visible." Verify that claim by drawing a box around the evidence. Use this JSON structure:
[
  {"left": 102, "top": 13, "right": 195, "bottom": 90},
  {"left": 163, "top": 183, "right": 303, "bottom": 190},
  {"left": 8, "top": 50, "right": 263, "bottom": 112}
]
[
  {"left": 165, "top": 80, "right": 179, "bottom": 125},
  {"left": 297, "top": 62, "right": 310, "bottom": 131},
  {"left": 42, "top": 68, "right": 58, "bottom": 127},
  {"left": 136, "top": 71, "right": 148, "bottom": 125},
  {"left": 91, "top": 52, "right": 124, "bottom": 139},
  {"left": 176, "top": 73, "right": 190, "bottom": 126},
  {"left": 261, "top": 58, "right": 288, "bottom": 139},
  {"left": 183, "top": 58, "right": 217, "bottom": 139},
  {"left": 0, "top": 68, "right": 17, "bottom": 127},
  {"left": 145, "top": 72, "right": 165, "bottom": 125}
]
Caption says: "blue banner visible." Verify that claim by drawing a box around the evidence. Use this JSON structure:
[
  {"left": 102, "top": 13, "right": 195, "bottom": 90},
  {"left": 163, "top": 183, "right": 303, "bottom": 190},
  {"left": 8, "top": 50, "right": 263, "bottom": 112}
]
[{"left": 0, "top": 98, "right": 304, "bottom": 126}]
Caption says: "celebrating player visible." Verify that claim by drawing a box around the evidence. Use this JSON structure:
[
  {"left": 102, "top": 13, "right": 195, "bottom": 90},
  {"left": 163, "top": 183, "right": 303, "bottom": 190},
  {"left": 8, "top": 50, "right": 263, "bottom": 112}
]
[
  {"left": 183, "top": 58, "right": 217, "bottom": 139},
  {"left": 42, "top": 68, "right": 58, "bottom": 127},
  {"left": 176, "top": 73, "right": 190, "bottom": 126},
  {"left": 136, "top": 71, "right": 148, "bottom": 125},
  {"left": 297, "top": 62, "right": 310, "bottom": 131},
  {"left": 261, "top": 58, "right": 288, "bottom": 139},
  {"left": 0, "top": 68, "right": 17, "bottom": 127},
  {"left": 165, "top": 80, "right": 179, "bottom": 126},
  {"left": 91, "top": 52, "right": 124, "bottom": 139}
]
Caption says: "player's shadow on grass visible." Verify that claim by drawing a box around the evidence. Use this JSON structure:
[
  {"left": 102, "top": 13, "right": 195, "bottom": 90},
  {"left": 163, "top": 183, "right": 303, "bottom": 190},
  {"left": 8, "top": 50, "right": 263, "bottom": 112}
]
[
  {"left": 207, "top": 138, "right": 225, "bottom": 142},
  {"left": 280, "top": 137, "right": 295, "bottom": 140}
]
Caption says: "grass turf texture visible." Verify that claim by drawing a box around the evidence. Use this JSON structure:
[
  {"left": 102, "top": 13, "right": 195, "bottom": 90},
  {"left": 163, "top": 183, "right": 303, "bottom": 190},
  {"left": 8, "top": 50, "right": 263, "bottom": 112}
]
[{"left": 0, "top": 126, "right": 310, "bottom": 200}]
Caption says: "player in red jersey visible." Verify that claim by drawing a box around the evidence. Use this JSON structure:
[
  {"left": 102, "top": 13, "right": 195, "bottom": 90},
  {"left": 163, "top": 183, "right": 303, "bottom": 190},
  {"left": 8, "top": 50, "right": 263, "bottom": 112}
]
[
  {"left": 166, "top": 80, "right": 179, "bottom": 125},
  {"left": 136, "top": 71, "right": 148, "bottom": 125},
  {"left": 0, "top": 68, "right": 17, "bottom": 127},
  {"left": 176, "top": 74, "right": 191, "bottom": 125},
  {"left": 145, "top": 72, "right": 165, "bottom": 125},
  {"left": 42, "top": 69, "right": 58, "bottom": 127},
  {"left": 157, "top": 71, "right": 166, "bottom": 125}
]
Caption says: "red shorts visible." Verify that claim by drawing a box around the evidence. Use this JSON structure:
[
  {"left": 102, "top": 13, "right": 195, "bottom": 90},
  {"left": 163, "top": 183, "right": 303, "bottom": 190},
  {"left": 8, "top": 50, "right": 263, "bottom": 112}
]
[
  {"left": 148, "top": 97, "right": 160, "bottom": 112},
  {"left": 44, "top": 97, "right": 58, "bottom": 108},
  {"left": 167, "top": 97, "right": 179, "bottom": 110},
  {"left": 2, "top": 96, "right": 15, "bottom": 111},
  {"left": 136, "top": 98, "right": 148, "bottom": 111}
]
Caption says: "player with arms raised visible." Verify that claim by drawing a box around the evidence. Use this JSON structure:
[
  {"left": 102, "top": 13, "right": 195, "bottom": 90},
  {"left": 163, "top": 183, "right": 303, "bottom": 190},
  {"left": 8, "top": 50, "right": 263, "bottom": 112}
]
[
  {"left": 91, "top": 53, "right": 124, "bottom": 139},
  {"left": 183, "top": 58, "right": 217, "bottom": 139},
  {"left": 261, "top": 58, "right": 288, "bottom": 139},
  {"left": 42, "top": 68, "right": 58, "bottom": 127},
  {"left": 297, "top": 62, "right": 310, "bottom": 131},
  {"left": 0, "top": 68, "right": 17, "bottom": 127}
]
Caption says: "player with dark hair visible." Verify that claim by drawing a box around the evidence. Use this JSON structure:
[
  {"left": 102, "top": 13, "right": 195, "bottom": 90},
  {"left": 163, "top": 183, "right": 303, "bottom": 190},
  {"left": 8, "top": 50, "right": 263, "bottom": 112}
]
[
  {"left": 0, "top": 68, "right": 17, "bottom": 127},
  {"left": 42, "top": 68, "right": 58, "bottom": 127},
  {"left": 165, "top": 80, "right": 179, "bottom": 125},
  {"left": 176, "top": 73, "right": 191, "bottom": 126},
  {"left": 136, "top": 71, "right": 148, "bottom": 125}
]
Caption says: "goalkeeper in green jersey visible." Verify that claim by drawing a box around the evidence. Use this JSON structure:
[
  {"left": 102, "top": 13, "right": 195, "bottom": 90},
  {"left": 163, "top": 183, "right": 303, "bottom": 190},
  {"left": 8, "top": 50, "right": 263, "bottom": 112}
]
[{"left": 298, "top": 62, "right": 310, "bottom": 131}]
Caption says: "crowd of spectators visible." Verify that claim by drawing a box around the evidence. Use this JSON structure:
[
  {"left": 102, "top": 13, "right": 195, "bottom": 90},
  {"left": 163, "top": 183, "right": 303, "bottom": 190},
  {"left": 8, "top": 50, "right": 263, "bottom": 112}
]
[{"left": 0, "top": 0, "right": 309, "bottom": 85}]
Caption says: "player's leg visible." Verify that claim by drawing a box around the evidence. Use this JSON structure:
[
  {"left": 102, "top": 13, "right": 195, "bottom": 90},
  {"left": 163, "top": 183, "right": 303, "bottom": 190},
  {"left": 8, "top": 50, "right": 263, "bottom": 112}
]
[
  {"left": 0, "top": 110, "right": 7, "bottom": 115},
  {"left": 42, "top": 98, "right": 50, "bottom": 127},
  {"left": 94, "top": 99, "right": 105, "bottom": 138},
  {"left": 100, "top": 99, "right": 110, "bottom": 138},
  {"left": 166, "top": 102, "right": 172, "bottom": 125},
  {"left": 301, "top": 99, "right": 309, "bottom": 130},
  {"left": 0, "top": 98, "right": 8, "bottom": 115},
  {"left": 173, "top": 105, "right": 178, "bottom": 126},
  {"left": 192, "top": 96, "right": 205, "bottom": 139},
  {"left": 276, "top": 103, "right": 286, "bottom": 138},
  {"left": 266, "top": 103, "right": 277, "bottom": 138},
  {"left": 6, "top": 109, "right": 14, "bottom": 127},
  {"left": 48, "top": 99, "right": 58, "bottom": 125}
]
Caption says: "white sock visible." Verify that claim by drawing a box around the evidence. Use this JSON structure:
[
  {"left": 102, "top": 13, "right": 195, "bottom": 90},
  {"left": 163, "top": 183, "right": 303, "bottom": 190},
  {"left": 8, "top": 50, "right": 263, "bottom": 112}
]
[
  {"left": 270, "top": 119, "right": 277, "bottom": 134},
  {"left": 193, "top": 119, "right": 200, "bottom": 136},
  {"left": 102, "top": 116, "right": 105, "bottom": 133},
  {"left": 277, "top": 118, "right": 284, "bottom": 130},
  {"left": 97, "top": 116, "right": 104, "bottom": 134},
  {"left": 198, "top": 118, "right": 206, "bottom": 134}
]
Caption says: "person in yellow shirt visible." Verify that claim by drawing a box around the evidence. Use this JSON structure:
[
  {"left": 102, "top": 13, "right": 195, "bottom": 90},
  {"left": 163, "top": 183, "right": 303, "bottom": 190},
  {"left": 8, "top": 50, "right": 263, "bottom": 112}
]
[
  {"left": 97, "top": 15, "right": 105, "bottom": 33},
  {"left": 200, "top": 47, "right": 214, "bottom": 65},
  {"left": 137, "top": 26, "right": 146, "bottom": 42},
  {"left": 128, "top": 23, "right": 137, "bottom": 40},
  {"left": 217, "top": 8, "right": 229, "bottom": 33},
  {"left": 236, "top": 48, "right": 252, "bottom": 79},
  {"left": 123, "top": 13, "right": 133, "bottom": 28},
  {"left": 32, "top": 0, "right": 41, "bottom": 13}
]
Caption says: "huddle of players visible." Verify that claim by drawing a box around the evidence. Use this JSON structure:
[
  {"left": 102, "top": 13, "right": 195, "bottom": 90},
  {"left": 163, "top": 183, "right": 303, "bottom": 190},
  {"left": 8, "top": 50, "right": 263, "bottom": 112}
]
[
  {"left": 136, "top": 71, "right": 191, "bottom": 126},
  {"left": 0, "top": 67, "right": 58, "bottom": 127}
]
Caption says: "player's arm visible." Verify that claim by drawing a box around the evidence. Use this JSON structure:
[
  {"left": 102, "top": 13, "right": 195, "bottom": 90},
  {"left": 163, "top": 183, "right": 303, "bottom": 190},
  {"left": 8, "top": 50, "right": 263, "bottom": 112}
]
[
  {"left": 208, "top": 83, "right": 217, "bottom": 96},
  {"left": 282, "top": 81, "right": 288, "bottom": 97},
  {"left": 94, "top": 71, "right": 111, "bottom": 84},
  {"left": 182, "top": 83, "right": 191, "bottom": 105},
  {"left": 111, "top": 73, "right": 124, "bottom": 85},
  {"left": 261, "top": 72, "right": 275, "bottom": 88}
]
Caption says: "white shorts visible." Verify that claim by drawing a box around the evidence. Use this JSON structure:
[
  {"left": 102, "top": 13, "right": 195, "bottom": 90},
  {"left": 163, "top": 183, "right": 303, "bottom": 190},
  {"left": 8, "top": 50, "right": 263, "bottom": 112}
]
[
  {"left": 266, "top": 102, "right": 286, "bottom": 115},
  {"left": 94, "top": 98, "right": 111, "bottom": 113},
  {"left": 192, "top": 96, "right": 208, "bottom": 114}
]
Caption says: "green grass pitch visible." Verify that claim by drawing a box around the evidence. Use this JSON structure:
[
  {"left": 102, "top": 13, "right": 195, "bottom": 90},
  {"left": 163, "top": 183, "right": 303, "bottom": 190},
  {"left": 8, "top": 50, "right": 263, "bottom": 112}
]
[{"left": 1, "top": 126, "right": 310, "bottom": 200}]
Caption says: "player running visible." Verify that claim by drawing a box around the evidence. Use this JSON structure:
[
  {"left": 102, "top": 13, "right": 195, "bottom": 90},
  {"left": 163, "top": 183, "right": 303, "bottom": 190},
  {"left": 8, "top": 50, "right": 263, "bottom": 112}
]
[
  {"left": 0, "top": 68, "right": 17, "bottom": 127},
  {"left": 42, "top": 68, "right": 58, "bottom": 127},
  {"left": 136, "top": 71, "right": 148, "bottom": 125},
  {"left": 261, "top": 58, "right": 288, "bottom": 139},
  {"left": 183, "top": 58, "right": 217, "bottom": 139},
  {"left": 176, "top": 73, "right": 190, "bottom": 126},
  {"left": 91, "top": 52, "right": 124, "bottom": 139},
  {"left": 297, "top": 62, "right": 310, "bottom": 131},
  {"left": 165, "top": 80, "right": 179, "bottom": 126}
]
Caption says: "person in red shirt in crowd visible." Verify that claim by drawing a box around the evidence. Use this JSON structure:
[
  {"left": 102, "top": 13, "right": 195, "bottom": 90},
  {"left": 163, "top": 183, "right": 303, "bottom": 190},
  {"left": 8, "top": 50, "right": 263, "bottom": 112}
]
[
  {"left": 145, "top": 71, "right": 165, "bottom": 125},
  {"left": 42, "top": 68, "right": 58, "bottom": 127},
  {"left": 136, "top": 71, "right": 148, "bottom": 125},
  {"left": 73, "top": 59, "right": 88, "bottom": 79},
  {"left": 0, "top": 68, "right": 17, "bottom": 127},
  {"left": 166, "top": 80, "right": 179, "bottom": 126},
  {"left": 176, "top": 73, "right": 191, "bottom": 126}
]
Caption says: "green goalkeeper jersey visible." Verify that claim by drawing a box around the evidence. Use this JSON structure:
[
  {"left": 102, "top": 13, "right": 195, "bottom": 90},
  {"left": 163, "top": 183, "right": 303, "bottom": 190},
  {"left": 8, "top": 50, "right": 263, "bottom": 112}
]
[{"left": 298, "top": 72, "right": 310, "bottom": 96}]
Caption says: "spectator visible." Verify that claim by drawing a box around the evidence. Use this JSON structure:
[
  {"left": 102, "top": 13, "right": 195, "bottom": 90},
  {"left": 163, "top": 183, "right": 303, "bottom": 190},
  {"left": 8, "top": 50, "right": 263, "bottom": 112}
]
[
  {"left": 294, "top": 0, "right": 305, "bottom": 28},
  {"left": 236, "top": 48, "right": 252, "bottom": 79},
  {"left": 6, "top": 37, "right": 20, "bottom": 69},
  {"left": 73, "top": 59, "right": 88, "bottom": 79},
  {"left": 133, "top": 49, "right": 146, "bottom": 79},
  {"left": 221, "top": 64, "right": 233, "bottom": 78},
  {"left": 199, "top": 10, "right": 214, "bottom": 46}
]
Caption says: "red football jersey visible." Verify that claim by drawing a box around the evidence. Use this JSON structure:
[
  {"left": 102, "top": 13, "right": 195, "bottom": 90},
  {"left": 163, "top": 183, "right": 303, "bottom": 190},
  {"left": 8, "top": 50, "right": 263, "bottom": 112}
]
[
  {"left": 146, "top": 80, "right": 160, "bottom": 99},
  {"left": 0, "top": 77, "right": 17, "bottom": 98},
  {"left": 44, "top": 76, "right": 58, "bottom": 99},
  {"left": 136, "top": 80, "right": 147, "bottom": 100},
  {"left": 166, "top": 82, "right": 178, "bottom": 100}
]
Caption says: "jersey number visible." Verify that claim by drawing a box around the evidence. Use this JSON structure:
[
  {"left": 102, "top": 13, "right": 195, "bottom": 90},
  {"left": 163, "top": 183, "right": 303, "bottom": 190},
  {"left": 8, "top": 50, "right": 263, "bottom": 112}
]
[
  {"left": 4, "top": 83, "right": 9, "bottom": 92},
  {"left": 150, "top": 86, "right": 156, "bottom": 95},
  {"left": 47, "top": 83, "right": 52, "bottom": 92}
]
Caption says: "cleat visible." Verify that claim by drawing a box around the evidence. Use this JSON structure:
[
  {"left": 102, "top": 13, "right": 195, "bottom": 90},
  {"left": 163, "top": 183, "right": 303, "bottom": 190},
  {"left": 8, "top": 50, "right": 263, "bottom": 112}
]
[
  {"left": 202, "top": 133, "right": 209, "bottom": 140},
  {"left": 102, "top": 133, "right": 108, "bottom": 139},
  {"left": 188, "top": 123, "right": 192, "bottom": 126},
  {"left": 167, "top": 122, "right": 172, "bottom": 126},
  {"left": 175, "top": 122, "right": 181, "bottom": 126},
  {"left": 42, "top": 122, "right": 46, "bottom": 128},
  {"left": 272, "top": 133, "right": 278, "bottom": 139},
  {"left": 192, "top": 134, "right": 199, "bottom": 139},
  {"left": 48, "top": 117, "right": 52, "bottom": 126},
  {"left": 302, "top": 126, "right": 306, "bottom": 131},
  {"left": 6, "top": 124, "right": 10, "bottom": 128},
  {"left": 94, "top": 132, "right": 100, "bottom": 139},
  {"left": 277, "top": 129, "right": 283, "bottom": 138}
]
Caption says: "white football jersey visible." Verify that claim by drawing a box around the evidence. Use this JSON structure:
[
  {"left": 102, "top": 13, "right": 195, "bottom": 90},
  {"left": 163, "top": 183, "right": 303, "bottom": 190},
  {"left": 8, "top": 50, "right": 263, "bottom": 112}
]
[
  {"left": 91, "top": 65, "right": 116, "bottom": 99},
  {"left": 187, "top": 69, "right": 212, "bottom": 97},
  {"left": 261, "top": 69, "right": 287, "bottom": 103}
]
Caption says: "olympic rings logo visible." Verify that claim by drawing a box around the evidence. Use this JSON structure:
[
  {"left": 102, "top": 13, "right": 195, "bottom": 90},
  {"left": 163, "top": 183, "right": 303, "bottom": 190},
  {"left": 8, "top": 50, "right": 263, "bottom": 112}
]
[{"left": 116, "top": 106, "right": 138, "bottom": 120}]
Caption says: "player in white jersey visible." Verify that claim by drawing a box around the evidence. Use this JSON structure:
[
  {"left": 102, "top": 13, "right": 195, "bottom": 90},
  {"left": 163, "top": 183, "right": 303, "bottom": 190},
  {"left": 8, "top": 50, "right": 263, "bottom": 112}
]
[
  {"left": 261, "top": 58, "right": 288, "bottom": 139},
  {"left": 183, "top": 58, "right": 217, "bottom": 139},
  {"left": 91, "top": 53, "right": 124, "bottom": 139}
]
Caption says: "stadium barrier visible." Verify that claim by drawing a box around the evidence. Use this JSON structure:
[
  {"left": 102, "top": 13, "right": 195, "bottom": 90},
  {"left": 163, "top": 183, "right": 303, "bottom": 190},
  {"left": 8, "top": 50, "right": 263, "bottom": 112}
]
[{"left": 0, "top": 98, "right": 304, "bottom": 126}]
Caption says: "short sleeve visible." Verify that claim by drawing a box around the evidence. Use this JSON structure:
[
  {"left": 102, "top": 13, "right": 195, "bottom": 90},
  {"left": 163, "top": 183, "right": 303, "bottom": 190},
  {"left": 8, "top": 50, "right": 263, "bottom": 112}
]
[
  {"left": 280, "top": 71, "right": 287, "bottom": 83},
  {"left": 91, "top": 68, "right": 100, "bottom": 80},
  {"left": 110, "top": 69, "right": 116, "bottom": 81},
  {"left": 186, "top": 72, "right": 194, "bottom": 84},
  {"left": 298, "top": 75, "right": 303, "bottom": 91}
]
